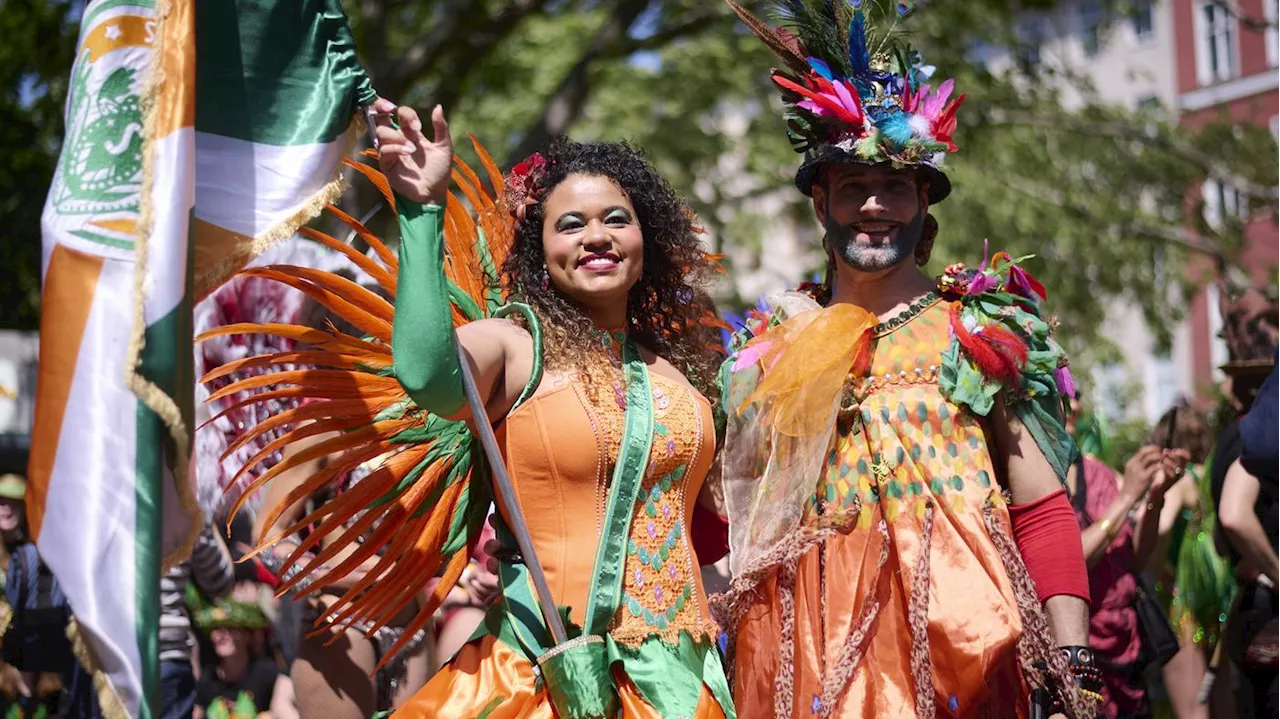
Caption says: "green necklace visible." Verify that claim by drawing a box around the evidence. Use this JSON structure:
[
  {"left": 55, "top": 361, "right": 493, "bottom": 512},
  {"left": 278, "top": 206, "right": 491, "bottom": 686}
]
[{"left": 872, "top": 290, "right": 940, "bottom": 337}]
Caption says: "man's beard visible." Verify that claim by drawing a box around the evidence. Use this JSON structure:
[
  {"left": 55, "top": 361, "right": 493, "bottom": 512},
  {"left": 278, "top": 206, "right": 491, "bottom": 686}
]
[{"left": 824, "top": 209, "right": 925, "bottom": 273}]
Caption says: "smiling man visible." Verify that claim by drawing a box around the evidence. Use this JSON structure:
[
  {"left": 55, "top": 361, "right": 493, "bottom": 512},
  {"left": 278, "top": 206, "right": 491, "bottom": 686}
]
[{"left": 715, "top": 3, "right": 1096, "bottom": 718}]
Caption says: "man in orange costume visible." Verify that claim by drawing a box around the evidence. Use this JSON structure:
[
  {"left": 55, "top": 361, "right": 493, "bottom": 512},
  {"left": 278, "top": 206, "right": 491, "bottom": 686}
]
[{"left": 714, "top": 3, "right": 1105, "bottom": 717}]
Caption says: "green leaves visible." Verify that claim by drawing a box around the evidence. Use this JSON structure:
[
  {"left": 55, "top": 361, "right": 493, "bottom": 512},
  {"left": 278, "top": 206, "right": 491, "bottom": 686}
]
[{"left": 1, "top": 0, "right": 80, "bottom": 330}]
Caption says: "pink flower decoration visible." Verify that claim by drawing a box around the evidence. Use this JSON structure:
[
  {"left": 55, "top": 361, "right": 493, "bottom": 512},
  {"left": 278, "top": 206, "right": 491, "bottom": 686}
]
[
  {"left": 732, "top": 341, "right": 773, "bottom": 371},
  {"left": 1054, "top": 366, "right": 1077, "bottom": 398},
  {"left": 505, "top": 152, "right": 546, "bottom": 223}
]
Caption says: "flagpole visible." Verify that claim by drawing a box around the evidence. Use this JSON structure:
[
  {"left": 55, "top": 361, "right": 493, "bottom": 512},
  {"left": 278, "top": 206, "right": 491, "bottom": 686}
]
[{"left": 456, "top": 346, "right": 570, "bottom": 646}]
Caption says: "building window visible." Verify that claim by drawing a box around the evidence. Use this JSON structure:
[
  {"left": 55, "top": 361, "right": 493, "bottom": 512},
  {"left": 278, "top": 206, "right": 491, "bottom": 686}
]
[
  {"left": 1145, "top": 355, "right": 1179, "bottom": 422},
  {"left": 1136, "top": 94, "right": 1161, "bottom": 110},
  {"left": 1081, "top": 1, "right": 1104, "bottom": 57},
  {"left": 1132, "top": 0, "right": 1155, "bottom": 41},
  {"left": 1196, "top": 2, "right": 1238, "bottom": 85},
  {"left": 1267, "top": 0, "right": 1278, "bottom": 67},
  {"left": 1202, "top": 178, "right": 1248, "bottom": 228}
]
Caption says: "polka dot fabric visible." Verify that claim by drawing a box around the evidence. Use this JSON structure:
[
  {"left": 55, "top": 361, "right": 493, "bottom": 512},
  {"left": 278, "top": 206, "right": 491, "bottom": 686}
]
[
  {"left": 733, "top": 299, "right": 1031, "bottom": 717},
  {"left": 812, "top": 301, "right": 1003, "bottom": 525}
]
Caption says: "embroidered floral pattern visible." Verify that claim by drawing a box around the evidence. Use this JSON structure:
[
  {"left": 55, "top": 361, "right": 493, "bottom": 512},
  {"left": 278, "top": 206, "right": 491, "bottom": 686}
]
[{"left": 607, "top": 374, "right": 719, "bottom": 646}]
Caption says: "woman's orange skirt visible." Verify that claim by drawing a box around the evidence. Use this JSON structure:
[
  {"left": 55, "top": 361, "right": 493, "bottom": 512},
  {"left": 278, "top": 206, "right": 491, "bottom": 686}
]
[{"left": 393, "top": 635, "right": 727, "bottom": 718}]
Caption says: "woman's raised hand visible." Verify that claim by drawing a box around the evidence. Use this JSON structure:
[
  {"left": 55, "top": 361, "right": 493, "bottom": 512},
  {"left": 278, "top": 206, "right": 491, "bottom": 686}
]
[{"left": 372, "top": 97, "right": 453, "bottom": 206}]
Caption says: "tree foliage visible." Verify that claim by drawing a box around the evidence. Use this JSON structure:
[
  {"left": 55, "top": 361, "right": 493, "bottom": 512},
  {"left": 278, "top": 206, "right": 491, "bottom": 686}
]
[
  {"left": 0, "top": 0, "right": 81, "bottom": 330},
  {"left": 4, "top": 0, "right": 1275, "bottom": 383}
]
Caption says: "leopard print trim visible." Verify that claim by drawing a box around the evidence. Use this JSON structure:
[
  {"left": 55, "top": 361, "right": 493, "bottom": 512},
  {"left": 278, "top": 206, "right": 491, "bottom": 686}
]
[
  {"left": 908, "top": 503, "right": 937, "bottom": 718},
  {"left": 775, "top": 558, "right": 800, "bottom": 718},
  {"left": 816, "top": 520, "right": 891, "bottom": 716},
  {"left": 982, "top": 496, "right": 1096, "bottom": 719}
]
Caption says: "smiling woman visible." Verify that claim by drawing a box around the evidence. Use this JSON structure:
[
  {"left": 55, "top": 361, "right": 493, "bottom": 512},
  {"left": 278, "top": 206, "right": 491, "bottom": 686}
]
[
  {"left": 502, "top": 138, "right": 720, "bottom": 402},
  {"left": 371, "top": 108, "right": 734, "bottom": 718},
  {"left": 199, "top": 99, "right": 735, "bottom": 718}
]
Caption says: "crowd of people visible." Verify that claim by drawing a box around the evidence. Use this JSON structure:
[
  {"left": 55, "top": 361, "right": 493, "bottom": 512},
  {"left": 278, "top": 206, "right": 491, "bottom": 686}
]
[
  {"left": 0, "top": 366, "right": 1275, "bottom": 718},
  {"left": 2, "top": 2, "right": 1277, "bottom": 718}
]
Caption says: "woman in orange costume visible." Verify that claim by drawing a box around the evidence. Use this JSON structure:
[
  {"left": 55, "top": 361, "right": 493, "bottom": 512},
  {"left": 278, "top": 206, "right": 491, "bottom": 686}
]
[{"left": 203, "top": 99, "right": 733, "bottom": 718}]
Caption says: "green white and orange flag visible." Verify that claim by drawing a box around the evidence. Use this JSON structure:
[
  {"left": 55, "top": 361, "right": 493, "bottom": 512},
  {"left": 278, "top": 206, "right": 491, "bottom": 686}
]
[{"left": 32, "top": 0, "right": 373, "bottom": 715}]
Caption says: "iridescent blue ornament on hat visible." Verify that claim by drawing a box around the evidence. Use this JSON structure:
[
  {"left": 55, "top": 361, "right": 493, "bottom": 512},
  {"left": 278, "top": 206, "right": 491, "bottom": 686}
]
[{"left": 726, "top": 0, "right": 965, "bottom": 202}]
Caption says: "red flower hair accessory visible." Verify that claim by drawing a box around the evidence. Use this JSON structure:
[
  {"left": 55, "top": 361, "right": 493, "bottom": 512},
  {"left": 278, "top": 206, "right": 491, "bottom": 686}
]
[{"left": 505, "top": 152, "right": 546, "bottom": 224}]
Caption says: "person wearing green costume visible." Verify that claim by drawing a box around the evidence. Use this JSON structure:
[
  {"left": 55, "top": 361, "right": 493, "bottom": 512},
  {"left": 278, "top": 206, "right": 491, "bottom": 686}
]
[
  {"left": 1146, "top": 405, "right": 1236, "bottom": 719},
  {"left": 374, "top": 100, "right": 733, "bottom": 717},
  {"left": 203, "top": 88, "right": 733, "bottom": 714},
  {"left": 193, "top": 601, "right": 293, "bottom": 719}
]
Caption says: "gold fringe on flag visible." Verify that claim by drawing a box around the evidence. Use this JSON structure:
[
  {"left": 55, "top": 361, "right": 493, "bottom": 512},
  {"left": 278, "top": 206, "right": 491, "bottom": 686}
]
[
  {"left": 127, "top": 0, "right": 201, "bottom": 573},
  {"left": 67, "top": 619, "right": 130, "bottom": 719}
]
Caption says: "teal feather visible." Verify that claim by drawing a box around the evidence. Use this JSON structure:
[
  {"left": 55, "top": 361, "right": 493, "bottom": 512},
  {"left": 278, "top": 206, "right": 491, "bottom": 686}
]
[{"left": 876, "top": 111, "right": 913, "bottom": 145}]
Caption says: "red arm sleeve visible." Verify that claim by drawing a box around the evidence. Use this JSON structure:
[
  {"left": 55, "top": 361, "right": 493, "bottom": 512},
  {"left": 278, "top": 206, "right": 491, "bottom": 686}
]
[
  {"left": 691, "top": 502, "right": 730, "bottom": 566},
  {"left": 1007, "top": 488, "right": 1090, "bottom": 603}
]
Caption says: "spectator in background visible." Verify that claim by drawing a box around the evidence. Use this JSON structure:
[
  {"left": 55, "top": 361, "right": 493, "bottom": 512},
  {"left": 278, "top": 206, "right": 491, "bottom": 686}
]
[
  {"left": 429, "top": 514, "right": 499, "bottom": 671},
  {"left": 1066, "top": 401, "right": 1188, "bottom": 719},
  {"left": 1236, "top": 361, "right": 1277, "bottom": 488},
  {"left": 255, "top": 439, "right": 433, "bottom": 718},
  {"left": 1145, "top": 405, "right": 1235, "bottom": 719},
  {"left": 160, "top": 522, "right": 235, "bottom": 719},
  {"left": 0, "top": 472, "right": 27, "bottom": 711},
  {"left": 194, "top": 600, "right": 295, "bottom": 719},
  {"left": 1219, "top": 362, "right": 1278, "bottom": 716},
  {"left": 1, "top": 474, "right": 97, "bottom": 718},
  {"left": 0, "top": 474, "right": 27, "bottom": 577}
]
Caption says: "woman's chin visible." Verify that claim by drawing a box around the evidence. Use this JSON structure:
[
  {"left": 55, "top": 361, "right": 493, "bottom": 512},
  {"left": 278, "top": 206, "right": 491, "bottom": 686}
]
[{"left": 562, "top": 278, "right": 634, "bottom": 309}]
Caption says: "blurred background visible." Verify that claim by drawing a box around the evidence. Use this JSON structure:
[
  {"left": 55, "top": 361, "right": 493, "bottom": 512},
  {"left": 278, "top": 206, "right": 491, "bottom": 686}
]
[{"left": 0, "top": 0, "right": 1276, "bottom": 504}]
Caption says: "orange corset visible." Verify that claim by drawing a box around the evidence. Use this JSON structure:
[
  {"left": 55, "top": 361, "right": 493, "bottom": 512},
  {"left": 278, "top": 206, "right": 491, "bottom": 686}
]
[{"left": 494, "top": 373, "right": 720, "bottom": 645}]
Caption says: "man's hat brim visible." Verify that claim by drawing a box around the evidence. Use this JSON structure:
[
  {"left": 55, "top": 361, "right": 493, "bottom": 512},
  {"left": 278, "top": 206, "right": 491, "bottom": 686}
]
[
  {"left": 1221, "top": 358, "right": 1276, "bottom": 378},
  {"left": 795, "top": 147, "right": 951, "bottom": 204}
]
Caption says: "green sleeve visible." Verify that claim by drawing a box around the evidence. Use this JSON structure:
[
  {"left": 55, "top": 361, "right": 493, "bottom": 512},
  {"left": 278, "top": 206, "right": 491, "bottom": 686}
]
[{"left": 391, "top": 196, "right": 465, "bottom": 415}]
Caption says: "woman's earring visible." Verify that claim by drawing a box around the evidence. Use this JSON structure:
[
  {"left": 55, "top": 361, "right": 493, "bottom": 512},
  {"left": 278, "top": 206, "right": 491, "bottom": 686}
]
[{"left": 540, "top": 267, "right": 550, "bottom": 290}]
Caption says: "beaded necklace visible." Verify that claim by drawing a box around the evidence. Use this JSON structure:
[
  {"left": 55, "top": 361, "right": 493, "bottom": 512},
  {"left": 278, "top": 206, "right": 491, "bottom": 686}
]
[
  {"left": 872, "top": 290, "right": 940, "bottom": 338},
  {"left": 591, "top": 325, "right": 629, "bottom": 360},
  {"left": 834, "top": 290, "right": 943, "bottom": 465}
]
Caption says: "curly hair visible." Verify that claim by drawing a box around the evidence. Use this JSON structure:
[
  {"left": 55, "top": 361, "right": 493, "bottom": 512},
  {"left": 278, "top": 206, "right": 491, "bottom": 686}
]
[{"left": 501, "top": 138, "right": 720, "bottom": 401}]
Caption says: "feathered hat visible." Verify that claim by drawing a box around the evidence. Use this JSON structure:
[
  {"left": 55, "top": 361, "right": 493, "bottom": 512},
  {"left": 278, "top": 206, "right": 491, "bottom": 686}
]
[{"left": 727, "top": 0, "right": 964, "bottom": 202}]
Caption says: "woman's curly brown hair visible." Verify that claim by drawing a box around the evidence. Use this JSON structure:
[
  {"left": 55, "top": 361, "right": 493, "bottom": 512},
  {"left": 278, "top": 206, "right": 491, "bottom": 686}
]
[{"left": 501, "top": 138, "right": 720, "bottom": 401}]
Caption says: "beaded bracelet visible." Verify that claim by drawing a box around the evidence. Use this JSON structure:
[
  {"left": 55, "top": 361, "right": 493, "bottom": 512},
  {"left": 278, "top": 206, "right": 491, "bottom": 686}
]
[
  {"left": 1040, "top": 646, "right": 1105, "bottom": 715},
  {"left": 1060, "top": 645, "right": 1105, "bottom": 693},
  {"left": 257, "top": 548, "right": 285, "bottom": 576}
]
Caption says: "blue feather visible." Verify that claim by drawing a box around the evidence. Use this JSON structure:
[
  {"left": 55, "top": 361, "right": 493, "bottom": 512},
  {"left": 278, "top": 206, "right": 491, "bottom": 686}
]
[
  {"left": 848, "top": 10, "right": 870, "bottom": 75},
  {"left": 876, "top": 110, "right": 914, "bottom": 146},
  {"left": 808, "top": 57, "right": 835, "bottom": 80}
]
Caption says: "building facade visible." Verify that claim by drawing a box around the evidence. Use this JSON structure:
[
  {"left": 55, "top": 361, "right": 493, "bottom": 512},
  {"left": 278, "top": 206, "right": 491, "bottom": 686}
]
[
  {"left": 982, "top": 0, "right": 1277, "bottom": 422},
  {"left": 1174, "top": 0, "right": 1279, "bottom": 393},
  {"left": 984, "top": 0, "right": 1191, "bottom": 422}
]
